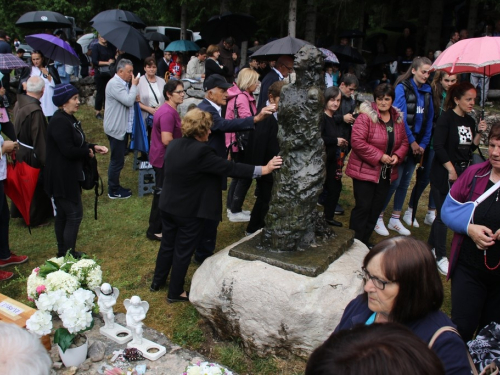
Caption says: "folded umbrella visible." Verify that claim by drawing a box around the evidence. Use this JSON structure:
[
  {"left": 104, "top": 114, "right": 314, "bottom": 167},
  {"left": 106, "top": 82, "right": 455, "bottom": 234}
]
[
  {"left": 90, "top": 10, "right": 146, "bottom": 29},
  {"left": 251, "top": 36, "right": 311, "bottom": 60},
  {"left": 25, "top": 34, "right": 80, "bottom": 65},
  {"left": 0, "top": 54, "right": 29, "bottom": 70},
  {"left": 164, "top": 40, "right": 200, "bottom": 52},
  {"left": 16, "top": 11, "right": 71, "bottom": 29},
  {"left": 130, "top": 102, "right": 149, "bottom": 154},
  {"left": 93, "top": 21, "right": 151, "bottom": 59}
]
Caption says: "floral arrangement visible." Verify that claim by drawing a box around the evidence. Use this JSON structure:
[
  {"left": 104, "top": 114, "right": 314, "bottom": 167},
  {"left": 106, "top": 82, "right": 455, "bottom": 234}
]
[
  {"left": 182, "top": 362, "right": 234, "bottom": 375},
  {"left": 27, "top": 253, "right": 102, "bottom": 302},
  {"left": 26, "top": 288, "right": 95, "bottom": 352}
]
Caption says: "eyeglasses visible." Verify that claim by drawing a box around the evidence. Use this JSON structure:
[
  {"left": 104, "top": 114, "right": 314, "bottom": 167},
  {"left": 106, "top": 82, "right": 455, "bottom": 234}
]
[
  {"left": 173, "top": 90, "right": 186, "bottom": 95},
  {"left": 283, "top": 65, "right": 294, "bottom": 72},
  {"left": 361, "top": 267, "right": 395, "bottom": 290}
]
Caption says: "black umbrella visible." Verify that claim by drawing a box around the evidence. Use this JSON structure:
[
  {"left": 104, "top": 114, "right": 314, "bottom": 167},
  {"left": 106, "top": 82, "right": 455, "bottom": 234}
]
[
  {"left": 251, "top": 36, "right": 311, "bottom": 60},
  {"left": 144, "top": 32, "right": 170, "bottom": 44},
  {"left": 93, "top": 21, "right": 150, "bottom": 59},
  {"left": 201, "top": 12, "right": 257, "bottom": 44},
  {"left": 368, "top": 54, "right": 397, "bottom": 67},
  {"left": 339, "top": 29, "right": 365, "bottom": 39},
  {"left": 328, "top": 45, "right": 364, "bottom": 64},
  {"left": 16, "top": 11, "right": 71, "bottom": 29},
  {"left": 90, "top": 10, "right": 146, "bottom": 29}
]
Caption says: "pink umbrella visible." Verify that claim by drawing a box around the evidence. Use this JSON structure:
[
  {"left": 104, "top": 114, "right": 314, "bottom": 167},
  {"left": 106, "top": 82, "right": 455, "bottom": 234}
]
[{"left": 431, "top": 36, "right": 500, "bottom": 115}]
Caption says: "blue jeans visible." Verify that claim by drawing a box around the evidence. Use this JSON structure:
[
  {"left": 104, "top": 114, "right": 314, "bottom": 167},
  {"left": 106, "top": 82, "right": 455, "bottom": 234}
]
[
  {"left": 107, "top": 135, "right": 126, "bottom": 192},
  {"left": 408, "top": 148, "right": 436, "bottom": 210},
  {"left": 382, "top": 152, "right": 417, "bottom": 213}
]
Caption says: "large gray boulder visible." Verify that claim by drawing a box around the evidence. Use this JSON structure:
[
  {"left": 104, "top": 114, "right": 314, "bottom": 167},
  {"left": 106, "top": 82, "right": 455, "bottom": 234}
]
[{"left": 190, "top": 233, "right": 368, "bottom": 358}]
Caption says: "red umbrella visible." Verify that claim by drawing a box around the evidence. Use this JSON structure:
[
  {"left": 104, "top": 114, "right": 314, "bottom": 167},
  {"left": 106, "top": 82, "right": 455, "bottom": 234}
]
[{"left": 4, "top": 153, "right": 40, "bottom": 228}]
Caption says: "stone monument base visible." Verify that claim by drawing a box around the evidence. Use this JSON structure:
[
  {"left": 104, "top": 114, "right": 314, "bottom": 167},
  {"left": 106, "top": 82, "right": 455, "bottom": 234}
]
[
  {"left": 190, "top": 232, "right": 369, "bottom": 358},
  {"left": 99, "top": 324, "right": 132, "bottom": 345},
  {"left": 127, "top": 338, "right": 166, "bottom": 361}
]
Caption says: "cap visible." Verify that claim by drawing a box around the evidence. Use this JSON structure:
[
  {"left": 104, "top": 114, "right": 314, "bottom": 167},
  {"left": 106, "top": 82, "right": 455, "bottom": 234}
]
[{"left": 203, "top": 74, "right": 232, "bottom": 91}]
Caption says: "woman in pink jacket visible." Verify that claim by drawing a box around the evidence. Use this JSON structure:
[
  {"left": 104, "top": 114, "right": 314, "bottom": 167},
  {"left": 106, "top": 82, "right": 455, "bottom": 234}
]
[
  {"left": 224, "top": 68, "right": 260, "bottom": 222},
  {"left": 346, "top": 84, "right": 409, "bottom": 247}
]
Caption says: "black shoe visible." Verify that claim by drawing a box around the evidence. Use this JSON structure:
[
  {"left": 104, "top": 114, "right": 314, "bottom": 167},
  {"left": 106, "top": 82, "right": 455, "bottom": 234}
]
[
  {"left": 95, "top": 113, "right": 103, "bottom": 120},
  {"left": 146, "top": 232, "right": 162, "bottom": 241},
  {"left": 167, "top": 291, "right": 189, "bottom": 303},
  {"left": 192, "top": 257, "right": 203, "bottom": 265},
  {"left": 150, "top": 282, "right": 163, "bottom": 292},
  {"left": 70, "top": 251, "right": 85, "bottom": 259},
  {"left": 326, "top": 219, "right": 343, "bottom": 227},
  {"left": 120, "top": 186, "right": 132, "bottom": 193},
  {"left": 335, "top": 204, "right": 344, "bottom": 215}
]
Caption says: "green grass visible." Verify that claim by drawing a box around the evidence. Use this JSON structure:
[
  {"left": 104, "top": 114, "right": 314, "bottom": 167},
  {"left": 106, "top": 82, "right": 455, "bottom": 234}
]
[{"left": 2, "top": 101, "right": 499, "bottom": 374}]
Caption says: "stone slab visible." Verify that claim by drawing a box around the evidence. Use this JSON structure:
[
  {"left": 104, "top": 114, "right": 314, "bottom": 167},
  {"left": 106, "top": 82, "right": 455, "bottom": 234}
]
[
  {"left": 99, "top": 324, "right": 132, "bottom": 345},
  {"left": 229, "top": 227, "right": 355, "bottom": 277},
  {"left": 127, "top": 338, "right": 166, "bottom": 361}
]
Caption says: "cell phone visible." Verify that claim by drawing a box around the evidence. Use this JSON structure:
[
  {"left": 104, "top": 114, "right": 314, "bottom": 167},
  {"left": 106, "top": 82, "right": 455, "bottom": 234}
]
[{"left": 136, "top": 73, "right": 141, "bottom": 79}]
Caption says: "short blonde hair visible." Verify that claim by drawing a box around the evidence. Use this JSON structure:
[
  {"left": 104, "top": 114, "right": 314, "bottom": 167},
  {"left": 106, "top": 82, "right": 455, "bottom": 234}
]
[
  {"left": 182, "top": 108, "right": 213, "bottom": 138},
  {"left": 236, "top": 68, "right": 260, "bottom": 91}
]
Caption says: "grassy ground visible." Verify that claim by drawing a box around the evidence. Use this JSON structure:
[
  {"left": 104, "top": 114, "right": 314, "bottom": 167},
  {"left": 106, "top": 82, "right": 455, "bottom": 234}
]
[{"left": 1, "top": 102, "right": 499, "bottom": 374}]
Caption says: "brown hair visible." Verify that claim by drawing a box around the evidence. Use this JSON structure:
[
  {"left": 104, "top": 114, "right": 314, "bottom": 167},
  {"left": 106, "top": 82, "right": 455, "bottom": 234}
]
[
  {"left": 373, "top": 83, "right": 395, "bottom": 101},
  {"left": 144, "top": 56, "right": 156, "bottom": 68},
  {"left": 394, "top": 57, "right": 432, "bottom": 86},
  {"left": 362, "top": 237, "right": 443, "bottom": 323},
  {"left": 306, "top": 323, "right": 445, "bottom": 375},
  {"left": 431, "top": 71, "right": 458, "bottom": 114},
  {"left": 268, "top": 80, "right": 286, "bottom": 99},
  {"left": 207, "top": 44, "right": 219, "bottom": 57},
  {"left": 163, "top": 79, "right": 184, "bottom": 101},
  {"left": 182, "top": 108, "right": 213, "bottom": 138},
  {"left": 444, "top": 82, "right": 475, "bottom": 111}
]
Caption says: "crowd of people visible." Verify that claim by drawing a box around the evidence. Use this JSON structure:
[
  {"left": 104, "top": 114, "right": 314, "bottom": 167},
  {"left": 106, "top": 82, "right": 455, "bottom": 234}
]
[{"left": 1, "top": 24, "right": 500, "bottom": 374}]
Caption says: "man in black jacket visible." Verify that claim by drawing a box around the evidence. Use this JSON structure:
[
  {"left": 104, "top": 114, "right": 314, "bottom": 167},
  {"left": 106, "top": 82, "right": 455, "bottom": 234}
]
[
  {"left": 257, "top": 55, "right": 294, "bottom": 111},
  {"left": 157, "top": 51, "right": 173, "bottom": 80},
  {"left": 194, "top": 74, "right": 275, "bottom": 264}
]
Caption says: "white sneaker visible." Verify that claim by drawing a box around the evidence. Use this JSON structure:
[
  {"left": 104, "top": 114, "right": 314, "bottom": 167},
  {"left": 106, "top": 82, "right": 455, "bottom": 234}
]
[
  {"left": 436, "top": 257, "right": 449, "bottom": 276},
  {"left": 374, "top": 218, "right": 389, "bottom": 236},
  {"left": 228, "top": 212, "right": 250, "bottom": 223},
  {"left": 402, "top": 210, "right": 419, "bottom": 228},
  {"left": 227, "top": 209, "right": 251, "bottom": 216},
  {"left": 424, "top": 211, "right": 436, "bottom": 226},
  {"left": 388, "top": 218, "right": 411, "bottom": 236}
]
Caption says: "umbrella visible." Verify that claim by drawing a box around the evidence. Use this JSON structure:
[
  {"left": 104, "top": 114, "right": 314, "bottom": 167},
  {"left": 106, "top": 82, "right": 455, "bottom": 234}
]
[
  {"left": 251, "top": 36, "right": 311, "bottom": 60},
  {"left": 431, "top": 36, "right": 500, "bottom": 116},
  {"left": 0, "top": 54, "right": 29, "bottom": 70},
  {"left": 90, "top": 10, "right": 146, "bottom": 29},
  {"left": 319, "top": 48, "right": 339, "bottom": 64},
  {"left": 144, "top": 32, "right": 170, "bottom": 44},
  {"left": 25, "top": 34, "right": 80, "bottom": 65},
  {"left": 130, "top": 102, "right": 149, "bottom": 154},
  {"left": 16, "top": 11, "right": 71, "bottom": 29},
  {"left": 93, "top": 21, "right": 151, "bottom": 59},
  {"left": 4, "top": 155, "right": 40, "bottom": 228},
  {"left": 328, "top": 45, "right": 364, "bottom": 64},
  {"left": 201, "top": 12, "right": 257, "bottom": 44},
  {"left": 164, "top": 40, "right": 200, "bottom": 52},
  {"left": 368, "top": 54, "right": 397, "bottom": 67},
  {"left": 339, "top": 29, "right": 365, "bottom": 39}
]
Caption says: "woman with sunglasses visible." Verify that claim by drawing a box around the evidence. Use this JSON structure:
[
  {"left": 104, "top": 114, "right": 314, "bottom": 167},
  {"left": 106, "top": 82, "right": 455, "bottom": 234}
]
[{"left": 334, "top": 236, "right": 470, "bottom": 375}]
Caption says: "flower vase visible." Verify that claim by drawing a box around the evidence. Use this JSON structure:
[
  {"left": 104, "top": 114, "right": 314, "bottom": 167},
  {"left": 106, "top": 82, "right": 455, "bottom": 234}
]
[
  {"left": 57, "top": 335, "right": 88, "bottom": 367},
  {"left": 40, "top": 334, "right": 51, "bottom": 351}
]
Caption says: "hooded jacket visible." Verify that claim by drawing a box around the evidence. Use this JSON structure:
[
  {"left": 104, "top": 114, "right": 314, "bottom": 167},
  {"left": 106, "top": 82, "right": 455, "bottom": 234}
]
[
  {"left": 394, "top": 78, "right": 434, "bottom": 149},
  {"left": 345, "top": 101, "right": 408, "bottom": 183}
]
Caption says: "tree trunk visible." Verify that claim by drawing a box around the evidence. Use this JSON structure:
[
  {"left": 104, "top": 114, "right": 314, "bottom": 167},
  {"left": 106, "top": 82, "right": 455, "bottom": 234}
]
[
  {"left": 304, "top": 0, "right": 316, "bottom": 44},
  {"left": 467, "top": 0, "right": 479, "bottom": 37},
  {"left": 180, "top": 3, "right": 187, "bottom": 40},
  {"left": 240, "top": 3, "right": 252, "bottom": 68},
  {"left": 288, "top": 0, "right": 297, "bottom": 37},
  {"left": 424, "top": 0, "right": 444, "bottom": 52}
]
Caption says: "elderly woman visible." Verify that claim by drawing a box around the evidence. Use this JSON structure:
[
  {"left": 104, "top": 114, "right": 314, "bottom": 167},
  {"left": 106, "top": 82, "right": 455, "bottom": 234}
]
[
  {"left": 138, "top": 57, "right": 166, "bottom": 131},
  {"left": 335, "top": 237, "right": 471, "bottom": 374},
  {"left": 204, "top": 44, "right": 227, "bottom": 80},
  {"left": 345, "top": 84, "right": 408, "bottom": 247},
  {"left": 150, "top": 108, "right": 282, "bottom": 302},
  {"left": 429, "top": 82, "right": 487, "bottom": 275},
  {"left": 443, "top": 123, "right": 500, "bottom": 343},
  {"left": 44, "top": 84, "right": 108, "bottom": 258},
  {"left": 225, "top": 67, "right": 260, "bottom": 222},
  {"left": 146, "top": 79, "right": 185, "bottom": 242}
]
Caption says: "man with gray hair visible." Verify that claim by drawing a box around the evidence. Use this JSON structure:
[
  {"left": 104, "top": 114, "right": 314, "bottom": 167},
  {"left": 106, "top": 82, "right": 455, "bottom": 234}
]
[
  {"left": 0, "top": 323, "right": 52, "bottom": 374},
  {"left": 103, "top": 59, "right": 139, "bottom": 199},
  {"left": 13, "top": 75, "right": 53, "bottom": 226}
]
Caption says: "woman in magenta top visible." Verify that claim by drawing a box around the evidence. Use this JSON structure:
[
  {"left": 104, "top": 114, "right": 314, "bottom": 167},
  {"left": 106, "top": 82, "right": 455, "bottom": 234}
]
[{"left": 147, "top": 80, "right": 185, "bottom": 241}]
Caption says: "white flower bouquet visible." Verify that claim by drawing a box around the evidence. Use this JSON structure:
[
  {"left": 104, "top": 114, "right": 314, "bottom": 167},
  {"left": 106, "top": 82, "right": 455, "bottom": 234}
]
[
  {"left": 27, "top": 252, "right": 102, "bottom": 301},
  {"left": 182, "top": 362, "right": 234, "bottom": 375},
  {"left": 26, "top": 288, "right": 95, "bottom": 352}
]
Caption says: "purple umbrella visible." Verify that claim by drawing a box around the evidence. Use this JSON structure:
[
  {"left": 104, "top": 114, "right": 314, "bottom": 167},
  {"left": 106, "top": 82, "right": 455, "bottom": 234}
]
[
  {"left": 25, "top": 34, "right": 80, "bottom": 65},
  {"left": 0, "top": 54, "right": 29, "bottom": 70}
]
